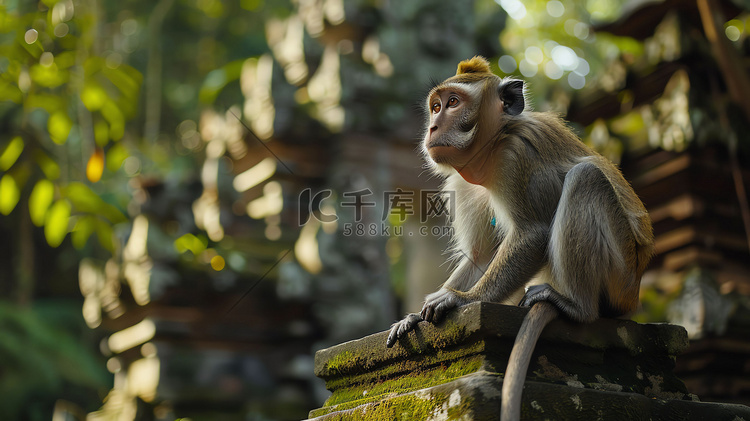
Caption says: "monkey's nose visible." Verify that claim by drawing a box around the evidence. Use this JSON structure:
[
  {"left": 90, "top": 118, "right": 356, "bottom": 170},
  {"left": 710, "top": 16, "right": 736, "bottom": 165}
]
[{"left": 429, "top": 125, "right": 438, "bottom": 133}]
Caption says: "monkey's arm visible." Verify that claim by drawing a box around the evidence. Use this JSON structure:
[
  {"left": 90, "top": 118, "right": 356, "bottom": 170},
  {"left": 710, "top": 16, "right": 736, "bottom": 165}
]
[{"left": 421, "top": 224, "right": 548, "bottom": 322}]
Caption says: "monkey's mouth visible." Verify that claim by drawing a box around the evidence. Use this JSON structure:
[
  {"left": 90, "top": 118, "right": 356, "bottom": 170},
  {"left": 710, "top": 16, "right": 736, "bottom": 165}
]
[
  {"left": 426, "top": 137, "right": 464, "bottom": 150},
  {"left": 427, "top": 142, "right": 466, "bottom": 154},
  {"left": 427, "top": 140, "right": 450, "bottom": 149}
]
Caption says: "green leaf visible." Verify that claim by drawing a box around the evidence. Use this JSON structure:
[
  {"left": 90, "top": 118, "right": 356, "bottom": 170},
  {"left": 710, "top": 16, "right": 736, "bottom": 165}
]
[
  {"left": 174, "top": 233, "right": 207, "bottom": 255},
  {"left": 95, "top": 219, "right": 114, "bottom": 252},
  {"left": 30, "top": 63, "right": 67, "bottom": 88},
  {"left": 106, "top": 142, "right": 128, "bottom": 172},
  {"left": 101, "top": 100, "right": 124, "bottom": 140},
  {"left": 199, "top": 59, "right": 244, "bottom": 104},
  {"left": 48, "top": 112, "right": 72, "bottom": 145},
  {"left": 0, "top": 174, "right": 20, "bottom": 215},
  {"left": 44, "top": 199, "right": 71, "bottom": 247},
  {"left": 25, "top": 93, "right": 66, "bottom": 113},
  {"left": 64, "top": 182, "right": 126, "bottom": 223},
  {"left": 80, "top": 82, "right": 107, "bottom": 111},
  {"left": 94, "top": 119, "right": 109, "bottom": 147},
  {"left": 0, "top": 136, "right": 23, "bottom": 170},
  {"left": 64, "top": 182, "right": 101, "bottom": 213},
  {"left": 34, "top": 150, "right": 61, "bottom": 180},
  {"left": 103, "top": 65, "right": 142, "bottom": 100},
  {"left": 29, "top": 179, "right": 54, "bottom": 227},
  {"left": 71, "top": 215, "right": 96, "bottom": 249},
  {"left": 610, "top": 111, "right": 645, "bottom": 137},
  {"left": 0, "top": 80, "right": 23, "bottom": 103},
  {"left": 53, "top": 51, "right": 76, "bottom": 69}
]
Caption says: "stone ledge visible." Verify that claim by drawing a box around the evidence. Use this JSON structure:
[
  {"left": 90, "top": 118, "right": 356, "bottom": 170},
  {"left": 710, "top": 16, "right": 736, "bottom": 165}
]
[
  {"left": 308, "top": 371, "right": 750, "bottom": 421},
  {"left": 310, "top": 302, "right": 691, "bottom": 418}
]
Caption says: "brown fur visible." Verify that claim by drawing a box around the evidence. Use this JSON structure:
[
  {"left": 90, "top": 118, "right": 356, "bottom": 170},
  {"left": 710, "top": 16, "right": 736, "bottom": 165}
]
[{"left": 386, "top": 56, "right": 654, "bottom": 421}]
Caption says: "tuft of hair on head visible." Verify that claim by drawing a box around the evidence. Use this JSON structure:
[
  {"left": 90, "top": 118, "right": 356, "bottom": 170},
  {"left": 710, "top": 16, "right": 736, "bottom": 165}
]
[{"left": 456, "top": 56, "right": 491, "bottom": 76}]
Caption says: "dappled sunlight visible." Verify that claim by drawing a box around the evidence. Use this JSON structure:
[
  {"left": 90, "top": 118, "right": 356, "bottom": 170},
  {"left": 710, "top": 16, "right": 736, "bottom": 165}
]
[
  {"left": 267, "top": 17, "right": 308, "bottom": 85},
  {"left": 107, "top": 319, "right": 156, "bottom": 354},
  {"left": 295, "top": 218, "right": 322, "bottom": 274},
  {"left": 247, "top": 180, "right": 283, "bottom": 220},
  {"left": 123, "top": 214, "right": 153, "bottom": 305},
  {"left": 306, "top": 45, "right": 345, "bottom": 132},
  {"left": 233, "top": 156, "right": 276, "bottom": 192},
  {"left": 2, "top": 0, "right": 750, "bottom": 419},
  {"left": 241, "top": 55, "right": 276, "bottom": 140}
]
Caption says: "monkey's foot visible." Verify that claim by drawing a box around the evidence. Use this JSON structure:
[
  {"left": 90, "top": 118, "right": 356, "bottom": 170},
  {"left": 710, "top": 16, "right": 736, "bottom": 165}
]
[
  {"left": 519, "top": 283, "right": 574, "bottom": 312},
  {"left": 519, "top": 284, "right": 553, "bottom": 307},
  {"left": 386, "top": 313, "right": 421, "bottom": 348},
  {"left": 420, "top": 288, "right": 467, "bottom": 323}
]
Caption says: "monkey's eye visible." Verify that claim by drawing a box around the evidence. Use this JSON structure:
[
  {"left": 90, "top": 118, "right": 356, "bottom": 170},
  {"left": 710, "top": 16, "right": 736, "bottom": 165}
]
[
  {"left": 447, "top": 96, "right": 459, "bottom": 107},
  {"left": 432, "top": 102, "right": 441, "bottom": 113}
]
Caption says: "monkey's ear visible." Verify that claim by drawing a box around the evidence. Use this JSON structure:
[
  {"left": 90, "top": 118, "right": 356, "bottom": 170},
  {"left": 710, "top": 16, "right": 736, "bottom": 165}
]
[{"left": 498, "top": 79, "right": 525, "bottom": 116}]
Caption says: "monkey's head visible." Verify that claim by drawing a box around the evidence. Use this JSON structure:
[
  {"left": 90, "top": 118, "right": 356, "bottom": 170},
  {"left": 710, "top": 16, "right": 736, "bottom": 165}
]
[{"left": 423, "top": 56, "right": 525, "bottom": 184}]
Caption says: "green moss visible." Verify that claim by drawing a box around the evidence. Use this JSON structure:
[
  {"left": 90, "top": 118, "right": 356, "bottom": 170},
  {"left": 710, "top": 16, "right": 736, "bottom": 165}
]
[
  {"left": 312, "top": 387, "right": 475, "bottom": 420},
  {"left": 323, "top": 341, "right": 485, "bottom": 395},
  {"left": 326, "top": 351, "right": 364, "bottom": 375},
  {"left": 311, "top": 355, "right": 483, "bottom": 417},
  {"left": 432, "top": 320, "right": 469, "bottom": 349},
  {"left": 319, "top": 320, "right": 475, "bottom": 380}
]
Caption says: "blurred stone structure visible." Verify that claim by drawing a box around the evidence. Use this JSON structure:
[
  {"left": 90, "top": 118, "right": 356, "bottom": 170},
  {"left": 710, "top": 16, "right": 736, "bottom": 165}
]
[{"left": 567, "top": 0, "right": 750, "bottom": 405}]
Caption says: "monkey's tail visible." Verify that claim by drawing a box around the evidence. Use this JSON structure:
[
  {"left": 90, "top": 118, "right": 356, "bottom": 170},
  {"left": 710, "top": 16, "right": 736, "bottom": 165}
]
[{"left": 501, "top": 301, "right": 559, "bottom": 421}]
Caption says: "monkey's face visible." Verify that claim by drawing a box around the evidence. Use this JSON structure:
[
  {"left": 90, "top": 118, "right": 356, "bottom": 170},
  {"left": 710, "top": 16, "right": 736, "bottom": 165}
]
[
  {"left": 423, "top": 82, "right": 501, "bottom": 180},
  {"left": 424, "top": 83, "right": 481, "bottom": 158},
  {"left": 422, "top": 75, "right": 526, "bottom": 184}
]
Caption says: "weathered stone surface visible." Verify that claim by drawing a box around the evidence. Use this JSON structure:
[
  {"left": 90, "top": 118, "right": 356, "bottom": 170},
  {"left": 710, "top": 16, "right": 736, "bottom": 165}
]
[
  {"left": 308, "top": 372, "right": 750, "bottom": 420},
  {"left": 308, "top": 302, "right": 713, "bottom": 419},
  {"left": 310, "top": 303, "right": 750, "bottom": 421}
]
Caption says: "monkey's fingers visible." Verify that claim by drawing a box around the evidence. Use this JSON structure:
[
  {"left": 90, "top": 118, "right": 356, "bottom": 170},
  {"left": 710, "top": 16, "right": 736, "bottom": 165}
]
[
  {"left": 421, "top": 289, "right": 460, "bottom": 322},
  {"left": 435, "top": 303, "right": 448, "bottom": 321},
  {"left": 420, "top": 304, "right": 433, "bottom": 322},
  {"left": 386, "top": 313, "right": 421, "bottom": 348}
]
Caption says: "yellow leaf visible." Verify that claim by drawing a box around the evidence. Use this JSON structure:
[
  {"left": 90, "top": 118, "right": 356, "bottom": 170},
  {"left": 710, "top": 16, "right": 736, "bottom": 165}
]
[
  {"left": 0, "top": 174, "right": 20, "bottom": 215},
  {"left": 80, "top": 83, "right": 107, "bottom": 111},
  {"left": 29, "top": 179, "right": 54, "bottom": 226},
  {"left": 174, "top": 233, "right": 207, "bottom": 255},
  {"left": 48, "top": 112, "right": 72, "bottom": 145},
  {"left": 44, "top": 199, "right": 71, "bottom": 247},
  {"left": 86, "top": 148, "right": 104, "bottom": 183},
  {"left": 0, "top": 136, "right": 24, "bottom": 170}
]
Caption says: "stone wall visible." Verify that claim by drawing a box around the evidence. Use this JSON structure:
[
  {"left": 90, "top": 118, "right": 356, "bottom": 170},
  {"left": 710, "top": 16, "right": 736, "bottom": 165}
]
[{"left": 306, "top": 302, "right": 750, "bottom": 420}]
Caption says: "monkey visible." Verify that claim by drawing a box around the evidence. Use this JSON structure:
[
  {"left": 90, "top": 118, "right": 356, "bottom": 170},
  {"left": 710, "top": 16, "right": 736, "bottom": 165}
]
[{"left": 385, "top": 56, "right": 654, "bottom": 421}]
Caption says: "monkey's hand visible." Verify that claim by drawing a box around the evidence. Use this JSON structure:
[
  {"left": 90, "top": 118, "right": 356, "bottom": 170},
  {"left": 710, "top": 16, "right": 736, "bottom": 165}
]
[
  {"left": 420, "top": 288, "right": 468, "bottom": 323},
  {"left": 386, "top": 313, "right": 422, "bottom": 348}
]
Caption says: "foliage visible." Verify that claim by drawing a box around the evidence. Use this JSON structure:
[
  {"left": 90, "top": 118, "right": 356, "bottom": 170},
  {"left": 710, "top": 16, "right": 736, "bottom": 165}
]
[
  {"left": 0, "top": 0, "right": 747, "bottom": 419},
  {"left": 0, "top": 1, "right": 132, "bottom": 253},
  {"left": 0, "top": 300, "right": 109, "bottom": 420}
]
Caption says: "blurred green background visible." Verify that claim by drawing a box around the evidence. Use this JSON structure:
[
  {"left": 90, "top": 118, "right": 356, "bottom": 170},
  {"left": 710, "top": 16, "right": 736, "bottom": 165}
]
[{"left": 1, "top": 0, "right": 749, "bottom": 420}]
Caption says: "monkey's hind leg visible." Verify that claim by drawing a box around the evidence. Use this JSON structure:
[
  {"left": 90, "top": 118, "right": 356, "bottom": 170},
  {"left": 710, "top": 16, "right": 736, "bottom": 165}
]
[{"left": 540, "top": 160, "right": 636, "bottom": 322}]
